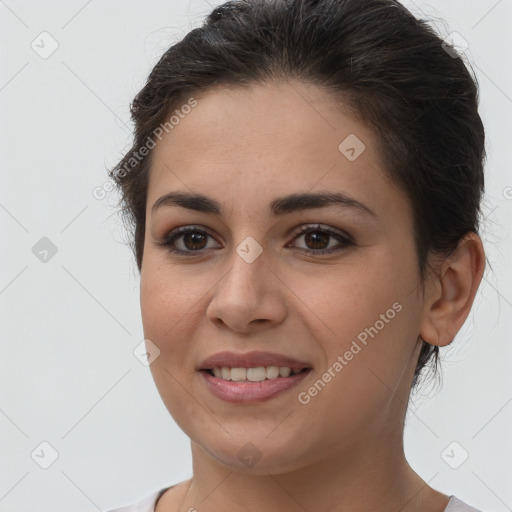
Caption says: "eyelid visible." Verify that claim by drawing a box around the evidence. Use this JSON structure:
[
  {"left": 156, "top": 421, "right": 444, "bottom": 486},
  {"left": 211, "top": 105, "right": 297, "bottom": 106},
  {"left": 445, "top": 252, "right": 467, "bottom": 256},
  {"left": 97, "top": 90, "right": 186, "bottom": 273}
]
[{"left": 288, "top": 223, "right": 354, "bottom": 244}]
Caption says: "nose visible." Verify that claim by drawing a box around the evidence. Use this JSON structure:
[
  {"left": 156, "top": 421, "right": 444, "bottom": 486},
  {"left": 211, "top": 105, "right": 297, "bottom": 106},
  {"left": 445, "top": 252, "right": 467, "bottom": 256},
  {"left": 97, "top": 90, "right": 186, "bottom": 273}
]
[{"left": 206, "top": 246, "right": 287, "bottom": 334}]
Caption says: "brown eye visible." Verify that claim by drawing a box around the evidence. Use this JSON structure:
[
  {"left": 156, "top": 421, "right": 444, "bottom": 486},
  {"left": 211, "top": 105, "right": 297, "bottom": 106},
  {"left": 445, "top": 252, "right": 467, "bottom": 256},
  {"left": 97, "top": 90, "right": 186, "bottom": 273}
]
[
  {"left": 156, "top": 226, "right": 221, "bottom": 256},
  {"left": 303, "top": 231, "right": 330, "bottom": 250},
  {"left": 289, "top": 224, "right": 354, "bottom": 255},
  {"left": 181, "top": 232, "right": 208, "bottom": 251}
]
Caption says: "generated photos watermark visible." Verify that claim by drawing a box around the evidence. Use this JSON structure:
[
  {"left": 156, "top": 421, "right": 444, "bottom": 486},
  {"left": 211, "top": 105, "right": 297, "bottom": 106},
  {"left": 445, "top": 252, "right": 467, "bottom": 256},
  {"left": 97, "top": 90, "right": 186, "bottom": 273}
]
[
  {"left": 93, "top": 97, "right": 198, "bottom": 200},
  {"left": 297, "top": 301, "right": 403, "bottom": 404}
]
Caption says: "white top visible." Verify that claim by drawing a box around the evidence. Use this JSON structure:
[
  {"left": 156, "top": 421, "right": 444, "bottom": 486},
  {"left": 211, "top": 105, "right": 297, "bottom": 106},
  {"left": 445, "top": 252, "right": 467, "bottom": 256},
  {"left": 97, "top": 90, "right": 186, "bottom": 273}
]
[{"left": 105, "top": 487, "right": 484, "bottom": 512}]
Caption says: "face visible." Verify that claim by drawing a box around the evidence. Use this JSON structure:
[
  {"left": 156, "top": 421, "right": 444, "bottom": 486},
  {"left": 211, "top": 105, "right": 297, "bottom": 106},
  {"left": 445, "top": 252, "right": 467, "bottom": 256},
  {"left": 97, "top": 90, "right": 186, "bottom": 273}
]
[{"left": 140, "top": 79, "right": 426, "bottom": 474}]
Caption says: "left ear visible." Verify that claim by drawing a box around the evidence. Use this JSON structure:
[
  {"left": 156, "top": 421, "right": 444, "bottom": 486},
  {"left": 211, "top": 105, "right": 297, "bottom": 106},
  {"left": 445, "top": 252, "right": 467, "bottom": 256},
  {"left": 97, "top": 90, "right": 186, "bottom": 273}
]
[{"left": 419, "top": 232, "right": 486, "bottom": 348}]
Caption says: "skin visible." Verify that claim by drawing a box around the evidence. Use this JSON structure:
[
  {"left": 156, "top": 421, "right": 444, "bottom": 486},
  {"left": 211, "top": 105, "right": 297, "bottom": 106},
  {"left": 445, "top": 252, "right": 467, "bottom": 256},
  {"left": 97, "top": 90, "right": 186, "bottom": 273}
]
[{"left": 139, "top": 79, "right": 485, "bottom": 512}]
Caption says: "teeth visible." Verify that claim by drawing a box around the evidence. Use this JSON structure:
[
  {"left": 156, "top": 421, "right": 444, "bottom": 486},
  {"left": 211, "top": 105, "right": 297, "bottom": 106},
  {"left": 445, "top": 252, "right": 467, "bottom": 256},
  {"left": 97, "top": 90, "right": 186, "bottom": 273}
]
[
  {"left": 279, "top": 367, "right": 291, "bottom": 377},
  {"left": 210, "top": 366, "right": 305, "bottom": 381},
  {"left": 266, "top": 366, "right": 280, "bottom": 379},
  {"left": 231, "top": 367, "right": 248, "bottom": 381}
]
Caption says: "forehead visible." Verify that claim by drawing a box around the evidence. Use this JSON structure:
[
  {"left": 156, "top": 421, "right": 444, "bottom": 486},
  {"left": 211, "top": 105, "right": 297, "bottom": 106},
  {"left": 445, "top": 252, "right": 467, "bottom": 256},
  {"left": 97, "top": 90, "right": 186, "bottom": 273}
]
[
  {"left": 152, "top": 79, "right": 372, "bottom": 162},
  {"left": 147, "top": 79, "right": 404, "bottom": 220}
]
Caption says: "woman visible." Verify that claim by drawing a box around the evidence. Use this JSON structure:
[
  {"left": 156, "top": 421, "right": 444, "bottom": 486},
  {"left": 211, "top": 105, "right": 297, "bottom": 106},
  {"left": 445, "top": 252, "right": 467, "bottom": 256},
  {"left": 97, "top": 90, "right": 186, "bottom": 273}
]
[{"left": 107, "top": 0, "right": 487, "bottom": 510}]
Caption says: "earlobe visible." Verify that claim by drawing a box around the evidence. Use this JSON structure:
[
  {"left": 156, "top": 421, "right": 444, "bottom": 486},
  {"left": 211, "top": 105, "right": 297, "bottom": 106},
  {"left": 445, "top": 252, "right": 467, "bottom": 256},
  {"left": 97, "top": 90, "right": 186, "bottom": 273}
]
[{"left": 419, "top": 233, "right": 485, "bottom": 348}]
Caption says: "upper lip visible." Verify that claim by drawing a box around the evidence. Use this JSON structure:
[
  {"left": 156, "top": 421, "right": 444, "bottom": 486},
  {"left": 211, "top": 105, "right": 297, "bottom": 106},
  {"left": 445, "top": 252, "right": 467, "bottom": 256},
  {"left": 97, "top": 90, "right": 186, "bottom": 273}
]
[{"left": 197, "top": 350, "right": 312, "bottom": 370}]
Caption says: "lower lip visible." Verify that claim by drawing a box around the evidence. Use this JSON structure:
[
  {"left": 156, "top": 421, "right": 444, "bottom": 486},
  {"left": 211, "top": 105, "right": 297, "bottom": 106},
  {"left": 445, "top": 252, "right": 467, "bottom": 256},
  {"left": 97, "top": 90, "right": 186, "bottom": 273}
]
[{"left": 200, "top": 369, "right": 312, "bottom": 403}]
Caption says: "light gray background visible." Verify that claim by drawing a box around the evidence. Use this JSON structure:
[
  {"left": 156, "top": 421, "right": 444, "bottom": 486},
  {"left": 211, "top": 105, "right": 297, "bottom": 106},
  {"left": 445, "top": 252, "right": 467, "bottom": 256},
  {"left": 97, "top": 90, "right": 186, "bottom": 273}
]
[{"left": 1, "top": 1, "right": 511, "bottom": 511}]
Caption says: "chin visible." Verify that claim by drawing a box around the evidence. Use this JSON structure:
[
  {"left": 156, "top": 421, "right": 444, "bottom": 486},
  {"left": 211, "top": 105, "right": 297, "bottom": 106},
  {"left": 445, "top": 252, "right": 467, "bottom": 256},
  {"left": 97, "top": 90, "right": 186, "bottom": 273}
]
[{"left": 195, "top": 434, "right": 313, "bottom": 475}]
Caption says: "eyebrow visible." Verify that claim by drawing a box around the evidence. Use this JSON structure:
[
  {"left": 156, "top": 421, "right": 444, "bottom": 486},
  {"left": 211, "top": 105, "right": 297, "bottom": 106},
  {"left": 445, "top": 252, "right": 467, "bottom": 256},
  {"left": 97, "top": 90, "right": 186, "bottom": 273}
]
[{"left": 151, "top": 190, "right": 377, "bottom": 218}]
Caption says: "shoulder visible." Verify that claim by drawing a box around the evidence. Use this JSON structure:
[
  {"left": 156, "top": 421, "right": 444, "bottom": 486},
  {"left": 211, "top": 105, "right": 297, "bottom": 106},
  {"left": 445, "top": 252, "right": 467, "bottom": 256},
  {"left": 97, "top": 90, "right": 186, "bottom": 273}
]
[
  {"left": 445, "top": 495, "right": 485, "bottom": 512},
  {"left": 105, "top": 486, "right": 172, "bottom": 512}
]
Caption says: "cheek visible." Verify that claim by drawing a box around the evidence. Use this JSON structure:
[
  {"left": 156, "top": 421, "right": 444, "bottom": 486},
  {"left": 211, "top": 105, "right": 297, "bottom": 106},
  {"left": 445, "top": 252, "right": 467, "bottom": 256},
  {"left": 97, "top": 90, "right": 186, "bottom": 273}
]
[
  {"left": 140, "top": 255, "right": 238, "bottom": 397},
  {"left": 299, "top": 248, "right": 414, "bottom": 342},
  {"left": 140, "top": 262, "right": 209, "bottom": 427},
  {"left": 140, "top": 260, "right": 204, "bottom": 358},
  {"left": 295, "top": 281, "right": 417, "bottom": 446},
  {"left": 299, "top": 247, "right": 420, "bottom": 389},
  {"left": 141, "top": 251, "right": 211, "bottom": 318}
]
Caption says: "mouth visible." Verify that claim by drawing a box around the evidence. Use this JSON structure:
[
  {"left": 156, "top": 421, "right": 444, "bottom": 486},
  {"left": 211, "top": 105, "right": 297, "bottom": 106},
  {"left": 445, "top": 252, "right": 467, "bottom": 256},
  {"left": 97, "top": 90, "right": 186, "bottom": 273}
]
[{"left": 196, "top": 350, "right": 313, "bottom": 402}]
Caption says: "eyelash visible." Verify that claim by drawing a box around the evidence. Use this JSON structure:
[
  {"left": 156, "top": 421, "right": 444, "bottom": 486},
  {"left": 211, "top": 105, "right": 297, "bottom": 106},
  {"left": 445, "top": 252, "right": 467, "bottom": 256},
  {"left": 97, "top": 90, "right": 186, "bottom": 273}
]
[{"left": 156, "top": 224, "right": 354, "bottom": 257}]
